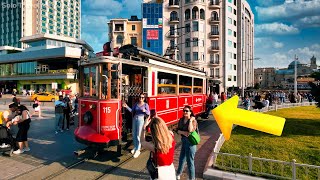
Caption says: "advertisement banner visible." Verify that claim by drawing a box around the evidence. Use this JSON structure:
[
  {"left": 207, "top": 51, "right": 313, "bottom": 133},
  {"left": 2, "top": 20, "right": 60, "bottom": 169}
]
[{"left": 146, "top": 30, "right": 159, "bottom": 40}]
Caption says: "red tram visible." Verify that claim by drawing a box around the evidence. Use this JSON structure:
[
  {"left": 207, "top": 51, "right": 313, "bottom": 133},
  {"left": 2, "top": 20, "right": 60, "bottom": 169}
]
[{"left": 75, "top": 46, "right": 209, "bottom": 148}]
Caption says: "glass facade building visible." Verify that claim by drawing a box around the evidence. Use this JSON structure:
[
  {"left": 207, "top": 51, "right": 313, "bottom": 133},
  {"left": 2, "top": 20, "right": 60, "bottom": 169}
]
[
  {"left": 0, "top": 0, "right": 81, "bottom": 48},
  {"left": 0, "top": 0, "right": 23, "bottom": 48},
  {"left": 142, "top": 3, "right": 163, "bottom": 55}
]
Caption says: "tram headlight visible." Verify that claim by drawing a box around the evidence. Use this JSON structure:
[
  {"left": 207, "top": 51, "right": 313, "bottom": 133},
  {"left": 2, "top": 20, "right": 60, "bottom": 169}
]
[{"left": 83, "top": 111, "right": 93, "bottom": 125}]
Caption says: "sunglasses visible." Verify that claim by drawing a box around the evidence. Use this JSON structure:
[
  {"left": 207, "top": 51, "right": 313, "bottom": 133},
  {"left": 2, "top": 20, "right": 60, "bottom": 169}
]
[
  {"left": 183, "top": 110, "right": 190, "bottom": 112},
  {"left": 139, "top": 96, "right": 145, "bottom": 99}
]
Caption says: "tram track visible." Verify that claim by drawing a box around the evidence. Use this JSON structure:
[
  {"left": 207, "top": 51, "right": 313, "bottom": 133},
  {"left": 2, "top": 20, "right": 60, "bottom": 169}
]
[{"left": 39, "top": 118, "right": 211, "bottom": 180}]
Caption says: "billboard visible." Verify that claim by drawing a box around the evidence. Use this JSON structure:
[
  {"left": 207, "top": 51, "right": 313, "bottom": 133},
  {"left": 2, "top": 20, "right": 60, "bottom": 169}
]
[{"left": 146, "top": 30, "right": 159, "bottom": 40}]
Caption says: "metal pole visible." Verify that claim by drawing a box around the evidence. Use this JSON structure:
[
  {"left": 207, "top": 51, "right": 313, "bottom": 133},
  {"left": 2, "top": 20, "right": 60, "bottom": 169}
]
[
  {"left": 294, "top": 55, "right": 298, "bottom": 96},
  {"left": 242, "top": 50, "right": 245, "bottom": 99}
]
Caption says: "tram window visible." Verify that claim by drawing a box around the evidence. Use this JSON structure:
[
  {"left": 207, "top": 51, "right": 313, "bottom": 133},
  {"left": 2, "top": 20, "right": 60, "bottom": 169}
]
[
  {"left": 83, "top": 66, "right": 98, "bottom": 97},
  {"left": 179, "top": 75, "right": 192, "bottom": 93},
  {"left": 157, "top": 72, "right": 177, "bottom": 95},
  {"left": 102, "top": 63, "right": 120, "bottom": 99},
  {"left": 193, "top": 78, "right": 203, "bottom": 93}
]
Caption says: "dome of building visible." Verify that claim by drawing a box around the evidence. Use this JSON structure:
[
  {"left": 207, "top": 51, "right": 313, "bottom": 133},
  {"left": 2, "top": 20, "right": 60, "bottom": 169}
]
[{"left": 288, "top": 60, "right": 303, "bottom": 69}]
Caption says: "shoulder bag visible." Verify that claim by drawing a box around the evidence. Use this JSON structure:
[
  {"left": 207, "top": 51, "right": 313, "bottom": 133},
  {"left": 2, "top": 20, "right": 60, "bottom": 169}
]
[
  {"left": 146, "top": 149, "right": 158, "bottom": 179},
  {"left": 188, "top": 126, "right": 200, "bottom": 145}
]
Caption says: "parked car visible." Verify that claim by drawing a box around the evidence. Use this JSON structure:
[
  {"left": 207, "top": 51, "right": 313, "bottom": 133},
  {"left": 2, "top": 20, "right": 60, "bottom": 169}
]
[{"left": 30, "top": 92, "right": 58, "bottom": 102}]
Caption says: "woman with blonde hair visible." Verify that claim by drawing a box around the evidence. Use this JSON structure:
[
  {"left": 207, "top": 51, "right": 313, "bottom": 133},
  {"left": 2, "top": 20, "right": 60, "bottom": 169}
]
[{"left": 141, "top": 116, "right": 176, "bottom": 180}]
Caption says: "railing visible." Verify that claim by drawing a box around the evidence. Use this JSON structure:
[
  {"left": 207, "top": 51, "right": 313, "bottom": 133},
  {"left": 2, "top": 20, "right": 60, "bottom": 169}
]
[
  {"left": 210, "top": 102, "right": 318, "bottom": 179},
  {"left": 213, "top": 152, "right": 320, "bottom": 180},
  {"left": 210, "top": 17, "right": 220, "bottom": 21}
]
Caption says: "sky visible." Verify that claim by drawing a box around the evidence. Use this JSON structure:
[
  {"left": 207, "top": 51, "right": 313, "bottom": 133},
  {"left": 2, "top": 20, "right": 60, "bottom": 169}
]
[{"left": 81, "top": 0, "right": 320, "bottom": 68}]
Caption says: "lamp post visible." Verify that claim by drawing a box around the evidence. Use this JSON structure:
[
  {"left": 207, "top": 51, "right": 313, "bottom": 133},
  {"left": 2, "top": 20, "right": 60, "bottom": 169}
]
[
  {"left": 241, "top": 57, "right": 260, "bottom": 99},
  {"left": 294, "top": 55, "right": 298, "bottom": 96}
]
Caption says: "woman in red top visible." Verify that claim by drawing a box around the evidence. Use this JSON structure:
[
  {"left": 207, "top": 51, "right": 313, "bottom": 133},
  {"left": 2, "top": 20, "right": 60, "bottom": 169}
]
[{"left": 141, "top": 117, "right": 176, "bottom": 180}]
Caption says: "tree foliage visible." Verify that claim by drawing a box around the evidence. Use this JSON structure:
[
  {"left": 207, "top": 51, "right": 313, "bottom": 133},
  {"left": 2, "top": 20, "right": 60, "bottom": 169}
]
[
  {"left": 254, "top": 83, "right": 261, "bottom": 90},
  {"left": 309, "top": 82, "right": 320, "bottom": 108}
]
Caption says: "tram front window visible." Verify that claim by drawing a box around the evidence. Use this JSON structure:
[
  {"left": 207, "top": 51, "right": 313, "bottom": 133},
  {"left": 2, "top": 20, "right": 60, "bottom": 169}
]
[
  {"left": 102, "top": 63, "right": 120, "bottom": 99},
  {"left": 83, "top": 66, "right": 98, "bottom": 97}
]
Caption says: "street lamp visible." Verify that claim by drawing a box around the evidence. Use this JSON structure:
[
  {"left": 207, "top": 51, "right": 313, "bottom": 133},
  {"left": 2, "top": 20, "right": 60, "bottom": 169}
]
[
  {"left": 241, "top": 57, "right": 260, "bottom": 99},
  {"left": 294, "top": 55, "right": 298, "bottom": 96}
]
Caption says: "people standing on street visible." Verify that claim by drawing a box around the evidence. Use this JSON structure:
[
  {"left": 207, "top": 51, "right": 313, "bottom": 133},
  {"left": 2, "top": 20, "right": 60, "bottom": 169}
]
[
  {"left": 12, "top": 94, "right": 19, "bottom": 105},
  {"left": 213, "top": 92, "right": 219, "bottom": 108},
  {"left": 62, "top": 95, "right": 71, "bottom": 131},
  {"left": 72, "top": 94, "right": 79, "bottom": 115},
  {"left": 176, "top": 105, "right": 198, "bottom": 180},
  {"left": 0, "top": 103, "right": 16, "bottom": 148},
  {"left": 6, "top": 104, "right": 31, "bottom": 154},
  {"left": 242, "top": 96, "right": 251, "bottom": 110},
  {"left": 220, "top": 92, "right": 226, "bottom": 103},
  {"left": 123, "top": 93, "right": 150, "bottom": 158},
  {"left": 141, "top": 117, "right": 176, "bottom": 180},
  {"left": 54, "top": 95, "right": 66, "bottom": 134},
  {"left": 204, "top": 93, "right": 213, "bottom": 118}
]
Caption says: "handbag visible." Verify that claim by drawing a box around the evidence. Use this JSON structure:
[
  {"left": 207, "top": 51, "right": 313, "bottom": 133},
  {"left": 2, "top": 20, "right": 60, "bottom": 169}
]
[
  {"left": 146, "top": 149, "right": 158, "bottom": 179},
  {"left": 188, "top": 127, "right": 200, "bottom": 145}
]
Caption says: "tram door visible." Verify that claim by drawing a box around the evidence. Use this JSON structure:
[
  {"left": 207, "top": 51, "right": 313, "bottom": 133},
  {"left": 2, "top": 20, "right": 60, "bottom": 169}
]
[{"left": 121, "top": 64, "right": 148, "bottom": 140}]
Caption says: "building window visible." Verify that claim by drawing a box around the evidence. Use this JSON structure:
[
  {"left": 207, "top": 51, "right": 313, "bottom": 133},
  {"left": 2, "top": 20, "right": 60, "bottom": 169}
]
[
  {"left": 234, "top": 53, "right": 237, "bottom": 59},
  {"left": 200, "top": 9, "right": 205, "bottom": 20},
  {"left": 185, "top": 52, "right": 191, "bottom": 62},
  {"left": 170, "top": 40, "right": 175, "bottom": 49},
  {"left": 211, "top": 25, "right": 219, "bottom": 35},
  {"left": 185, "top": 0, "right": 190, "bottom": 3},
  {"left": 116, "top": 35, "right": 123, "bottom": 44},
  {"left": 211, "top": 11, "right": 219, "bottom": 21},
  {"left": 147, "top": 41, "right": 151, "bottom": 47},
  {"left": 234, "top": 42, "right": 236, "bottom": 48},
  {"left": 228, "top": 40, "right": 232, "bottom": 47},
  {"left": 234, "top": 20, "right": 237, "bottom": 26},
  {"left": 131, "top": 37, "right": 137, "bottom": 46},
  {"left": 170, "top": 11, "right": 178, "bottom": 21},
  {"left": 185, "top": 23, "right": 190, "bottom": 32},
  {"left": 228, "top": 52, "right": 232, "bottom": 58},
  {"left": 215, "top": 68, "right": 220, "bottom": 78},
  {"left": 193, "top": 38, "right": 198, "bottom": 47},
  {"left": 229, "top": 64, "right": 233, "bottom": 70},
  {"left": 228, "top": 75, "right": 232, "bottom": 81},
  {"left": 234, "top": 65, "right": 237, "bottom": 70},
  {"left": 228, "top": 17, "right": 232, "bottom": 24},
  {"left": 185, "top": 9, "right": 190, "bottom": 20},
  {"left": 234, "top": 9, "right": 237, "bottom": 15},
  {"left": 211, "top": 40, "right": 219, "bottom": 49},
  {"left": 215, "top": 54, "right": 219, "bottom": 63},
  {"left": 228, "top": 29, "right": 232, "bottom": 35},
  {"left": 228, "top": 0, "right": 232, "bottom": 3},
  {"left": 228, "top": 6, "right": 232, "bottom": 13},
  {"left": 185, "top": 38, "right": 190, "bottom": 47},
  {"left": 132, "top": 25, "right": 136, "bottom": 30},
  {"left": 234, "top": 76, "right": 237, "bottom": 81},
  {"left": 193, "top": 52, "right": 198, "bottom": 60},
  {"left": 192, "top": 6, "right": 199, "bottom": 19},
  {"left": 192, "top": 21, "right": 198, "bottom": 31},
  {"left": 170, "top": 25, "right": 175, "bottom": 35},
  {"left": 234, "top": 31, "right": 236, "bottom": 37}
]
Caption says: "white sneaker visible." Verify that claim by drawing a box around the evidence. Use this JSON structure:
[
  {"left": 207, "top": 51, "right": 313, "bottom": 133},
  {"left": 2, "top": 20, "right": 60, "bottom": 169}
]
[
  {"left": 130, "top": 149, "right": 136, "bottom": 154},
  {"left": 13, "top": 149, "right": 24, "bottom": 155},
  {"left": 24, "top": 147, "right": 30, "bottom": 152},
  {"left": 133, "top": 150, "right": 141, "bottom": 158},
  {"left": 0, "top": 143, "right": 10, "bottom": 148},
  {"left": 176, "top": 175, "right": 180, "bottom": 180}
]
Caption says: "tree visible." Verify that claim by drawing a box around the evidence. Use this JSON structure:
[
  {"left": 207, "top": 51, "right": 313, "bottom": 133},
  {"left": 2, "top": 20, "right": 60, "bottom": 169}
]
[
  {"left": 309, "top": 82, "right": 320, "bottom": 108},
  {"left": 310, "top": 72, "right": 320, "bottom": 81},
  {"left": 254, "top": 83, "right": 261, "bottom": 90}
]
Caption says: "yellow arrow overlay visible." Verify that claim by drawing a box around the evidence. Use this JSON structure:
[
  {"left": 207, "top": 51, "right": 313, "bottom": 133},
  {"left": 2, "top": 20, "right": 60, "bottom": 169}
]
[{"left": 212, "top": 95, "right": 286, "bottom": 140}]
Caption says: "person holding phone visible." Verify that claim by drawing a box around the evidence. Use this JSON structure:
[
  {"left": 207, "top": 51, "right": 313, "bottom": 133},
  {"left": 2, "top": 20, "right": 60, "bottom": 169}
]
[{"left": 123, "top": 93, "right": 150, "bottom": 158}]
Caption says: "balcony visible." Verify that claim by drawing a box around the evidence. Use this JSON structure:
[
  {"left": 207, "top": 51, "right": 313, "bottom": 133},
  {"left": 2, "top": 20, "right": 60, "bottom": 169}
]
[
  {"left": 209, "top": 32, "right": 219, "bottom": 38},
  {"left": 210, "top": 75, "right": 221, "bottom": 79},
  {"left": 114, "top": 24, "right": 124, "bottom": 32},
  {"left": 209, "top": 46, "right": 219, "bottom": 52},
  {"left": 207, "top": 60, "right": 220, "bottom": 67},
  {"left": 169, "top": 17, "right": 179, "bottom": 24},
  {"left": 168, "top": 3, "right": 179, "bottom": 9},
  {"left": 209, "top": 1, "right": 220, "bottom": 9},
  {"left": 209, "top": 17, "right": 220, "bottom": 24},
  {"left": 168, "top": 31, "right": 179, "bottom": 38}
]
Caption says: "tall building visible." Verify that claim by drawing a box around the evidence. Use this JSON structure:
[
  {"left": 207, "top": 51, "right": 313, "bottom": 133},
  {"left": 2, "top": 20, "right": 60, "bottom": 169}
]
[
  {"left": 142, "top": 2, "right": 163, "bottom": 55},
  {"left": 159, "top": 0, "right": 254, "bottom": 93},
  {"left": 0, "top": 0, "right": 81, "bottom": 49},
  {"left": 107, "top": 16, "right": 142, "bottom": 48}
]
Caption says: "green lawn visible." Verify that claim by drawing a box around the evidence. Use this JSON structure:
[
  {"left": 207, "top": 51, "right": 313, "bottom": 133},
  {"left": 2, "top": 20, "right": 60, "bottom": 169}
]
[{"left": 216, "top": 106, "right": 320, "bottom": 179}]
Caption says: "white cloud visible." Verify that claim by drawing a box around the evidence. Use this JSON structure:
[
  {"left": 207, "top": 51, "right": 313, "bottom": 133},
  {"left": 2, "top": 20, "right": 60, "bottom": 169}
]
[
  {"left": 255, "top": 37, "right": 284, "bottom": 49},
  {"left": 254, "top": 43, "right": 320, "bottom": 68},
  {"left": 294, "top": 15, "right": 320, "bottom": 28},
  {"left": 82, "top": 15, "right": 109, "bottom": 32},
  {"left": 255, "top": 23, "right": 299, "bottom": 35},
  {"left": 82, "top": 32, "right": 107, "bottom": 52},
  {"left": 256, "top": 0, "right": 320, "bottom": 22}
]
